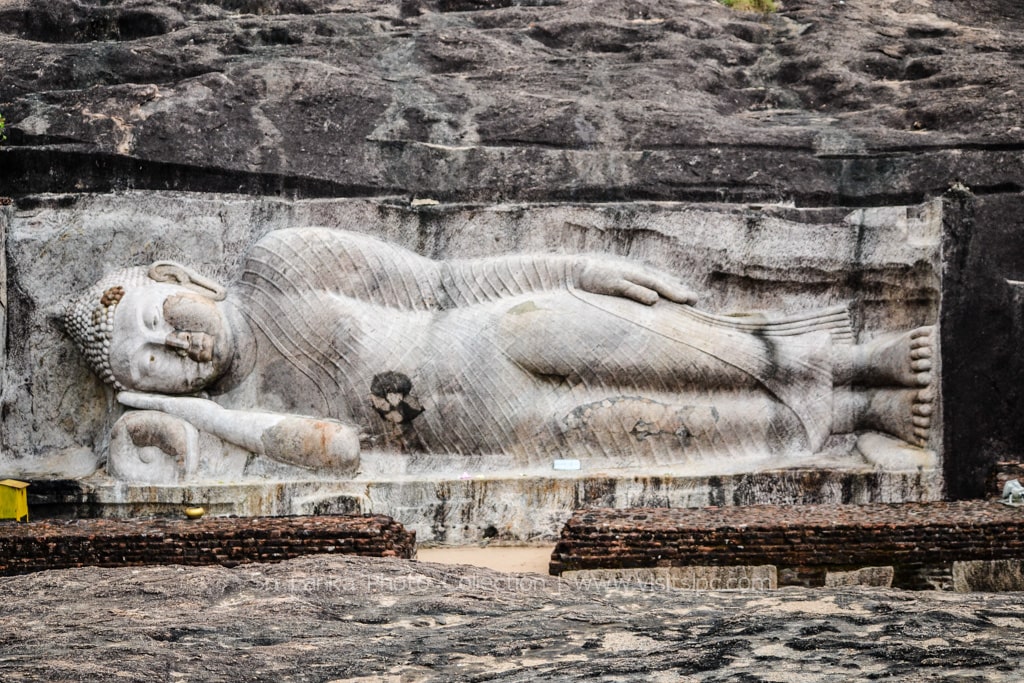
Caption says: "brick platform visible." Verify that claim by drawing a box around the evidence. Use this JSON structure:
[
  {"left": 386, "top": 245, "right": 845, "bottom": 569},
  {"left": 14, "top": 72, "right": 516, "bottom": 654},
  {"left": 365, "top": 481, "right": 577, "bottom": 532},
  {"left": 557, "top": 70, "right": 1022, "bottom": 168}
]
[
  {"left": 0, "top": 514, "right": 415, "bottom": 576},
  {"left": 549, "top": 501, "right": 1024, "bottom": 588}
]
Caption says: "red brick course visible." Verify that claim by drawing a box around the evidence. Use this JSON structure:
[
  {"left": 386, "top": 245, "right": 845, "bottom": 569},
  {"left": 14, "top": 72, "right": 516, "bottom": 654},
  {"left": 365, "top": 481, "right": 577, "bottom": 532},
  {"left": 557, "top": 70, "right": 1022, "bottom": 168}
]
[
  {"left": 0, "top": 514, "right": 415, "bottom": 576},
  {"left": 549, "top": 501, "right": 1024, "bottom": 587}
]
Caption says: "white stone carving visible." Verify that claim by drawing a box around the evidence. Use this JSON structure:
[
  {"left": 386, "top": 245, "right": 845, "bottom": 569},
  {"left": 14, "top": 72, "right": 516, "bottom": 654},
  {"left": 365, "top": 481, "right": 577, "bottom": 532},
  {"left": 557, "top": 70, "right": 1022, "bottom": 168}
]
[{"left": 66, "top": 227, "right": 936, "bottom": 484}]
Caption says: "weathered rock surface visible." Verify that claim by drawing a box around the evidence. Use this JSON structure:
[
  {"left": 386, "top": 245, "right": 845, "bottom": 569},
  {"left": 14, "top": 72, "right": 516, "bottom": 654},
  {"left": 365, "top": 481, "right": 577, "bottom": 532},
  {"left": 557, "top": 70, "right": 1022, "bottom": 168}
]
[
  {"left": 826, "top": 565, "right": 894, "bottom": 588},
  {"left": 0, "top": 0, "right": 1023, "bottom": 203},
  {"left": 1, "top": 556, "right": 1022, "bottom": 681}
]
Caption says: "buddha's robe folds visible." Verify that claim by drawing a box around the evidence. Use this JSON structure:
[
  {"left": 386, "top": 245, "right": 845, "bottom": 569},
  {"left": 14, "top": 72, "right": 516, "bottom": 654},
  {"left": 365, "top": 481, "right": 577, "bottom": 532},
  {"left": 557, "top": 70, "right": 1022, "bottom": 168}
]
[{"left": 234, "top": 228, "right": 853, "bottom": 464}]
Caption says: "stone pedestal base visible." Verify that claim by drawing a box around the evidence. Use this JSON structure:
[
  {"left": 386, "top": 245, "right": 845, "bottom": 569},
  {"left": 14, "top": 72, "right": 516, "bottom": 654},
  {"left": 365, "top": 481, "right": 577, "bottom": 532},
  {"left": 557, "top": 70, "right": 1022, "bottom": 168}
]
[{"left": 29, "top": 466, "right": 942, "bottom": 544}]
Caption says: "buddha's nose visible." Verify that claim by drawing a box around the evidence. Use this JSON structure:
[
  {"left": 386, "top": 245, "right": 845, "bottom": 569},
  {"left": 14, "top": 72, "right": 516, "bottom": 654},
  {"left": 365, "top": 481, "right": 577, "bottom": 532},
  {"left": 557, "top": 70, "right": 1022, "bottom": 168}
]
[{"left": 165, "top": 331, "right": 214, "bottom": 363}]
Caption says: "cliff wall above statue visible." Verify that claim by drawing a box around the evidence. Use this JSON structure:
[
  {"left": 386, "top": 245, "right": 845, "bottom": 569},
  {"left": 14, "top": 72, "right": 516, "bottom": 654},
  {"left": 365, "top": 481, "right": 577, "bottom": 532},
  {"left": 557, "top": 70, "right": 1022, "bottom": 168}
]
[{"left": 1, "top": 0, "right": 1023, "bottom": 204}]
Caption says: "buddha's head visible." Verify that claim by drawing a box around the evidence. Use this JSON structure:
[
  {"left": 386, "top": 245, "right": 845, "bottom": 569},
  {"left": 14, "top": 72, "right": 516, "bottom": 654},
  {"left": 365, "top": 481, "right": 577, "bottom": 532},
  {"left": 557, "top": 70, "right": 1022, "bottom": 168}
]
[{"left": 65, "top": 262, "right": 233, "bottom": 394}]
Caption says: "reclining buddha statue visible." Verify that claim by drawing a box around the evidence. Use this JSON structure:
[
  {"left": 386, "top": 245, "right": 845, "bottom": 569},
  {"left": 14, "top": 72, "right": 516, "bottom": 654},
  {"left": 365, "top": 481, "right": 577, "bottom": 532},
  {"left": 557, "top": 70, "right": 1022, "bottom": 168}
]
[{"left": 65, "top": 228, "right": 935, "bottom": 482}]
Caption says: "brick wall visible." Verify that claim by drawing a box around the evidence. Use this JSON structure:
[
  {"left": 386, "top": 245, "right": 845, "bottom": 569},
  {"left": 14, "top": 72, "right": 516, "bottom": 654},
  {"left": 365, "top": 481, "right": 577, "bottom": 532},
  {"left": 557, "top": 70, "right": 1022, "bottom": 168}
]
[
  {"left": 550, "top": 501, "right": 1024, "bottom": 587},
  {"left": 0, "top": 514, "right": 415, "bottom": 576}
]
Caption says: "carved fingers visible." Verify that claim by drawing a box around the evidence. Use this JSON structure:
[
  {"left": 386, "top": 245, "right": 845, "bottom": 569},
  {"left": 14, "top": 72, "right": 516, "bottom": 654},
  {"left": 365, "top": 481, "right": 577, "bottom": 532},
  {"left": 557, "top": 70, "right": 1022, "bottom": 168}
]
[
  {"left": 117, "top": 391, "right": 220, "bottom": 421},
  {"left": 628, "top": 269, "right": 699, "bottom": 305},
  {"left": 578, "top": 261, "right": 697, "bottom": 306},
  {"left": 260, "top": 417, "right": 360, "bottom": 473},
  {"left": 117, "top": 391, "right": 170, "bottom": 412}
]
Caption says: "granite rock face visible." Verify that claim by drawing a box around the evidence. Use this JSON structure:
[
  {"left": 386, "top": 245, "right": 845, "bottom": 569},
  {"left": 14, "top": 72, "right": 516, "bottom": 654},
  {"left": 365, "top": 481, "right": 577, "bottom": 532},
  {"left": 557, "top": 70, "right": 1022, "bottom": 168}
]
[
  {"left": 1, "top": 0, "right": 1023, "bottom": 202},
  {"left": 1, "top": 0, "right": 1023, "bottom": 496},
  {"left": 0, "top": 555, "right": 1022, "bottom": 681}
]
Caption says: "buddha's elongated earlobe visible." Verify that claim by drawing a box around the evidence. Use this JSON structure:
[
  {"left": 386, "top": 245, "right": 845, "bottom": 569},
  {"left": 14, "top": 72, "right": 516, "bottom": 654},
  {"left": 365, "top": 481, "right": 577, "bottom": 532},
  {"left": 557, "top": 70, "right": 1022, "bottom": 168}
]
[{"left": 148, "top": 261, "right": 227, "bottom": 301}]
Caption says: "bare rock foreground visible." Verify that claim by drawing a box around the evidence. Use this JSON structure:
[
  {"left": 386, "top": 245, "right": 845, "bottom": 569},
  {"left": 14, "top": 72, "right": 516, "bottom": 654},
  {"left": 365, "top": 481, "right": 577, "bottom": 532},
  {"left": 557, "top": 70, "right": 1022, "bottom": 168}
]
[{"left": 1, "top": 555, "right": 1022, "bottom": 681}]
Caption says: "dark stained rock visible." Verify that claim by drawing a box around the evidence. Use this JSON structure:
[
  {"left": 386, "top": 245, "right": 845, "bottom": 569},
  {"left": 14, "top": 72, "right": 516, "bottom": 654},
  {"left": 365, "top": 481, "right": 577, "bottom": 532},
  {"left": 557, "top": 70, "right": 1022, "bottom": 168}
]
[
  {"left": 0, "top": 555, "right": 1021, "bottom": 681},
  {"left": 1, "top": 0, "right": 1023, "bottom": 203}
]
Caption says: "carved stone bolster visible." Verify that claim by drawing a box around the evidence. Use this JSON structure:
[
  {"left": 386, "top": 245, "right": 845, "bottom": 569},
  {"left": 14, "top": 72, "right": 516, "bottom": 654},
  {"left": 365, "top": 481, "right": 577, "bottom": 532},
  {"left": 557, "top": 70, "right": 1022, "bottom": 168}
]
[
  {"left": 108, "top": 410, "right": 199, "bottom": 483},
  {"left": 259, "top": 416, "right": 360, "bottom": 475}
]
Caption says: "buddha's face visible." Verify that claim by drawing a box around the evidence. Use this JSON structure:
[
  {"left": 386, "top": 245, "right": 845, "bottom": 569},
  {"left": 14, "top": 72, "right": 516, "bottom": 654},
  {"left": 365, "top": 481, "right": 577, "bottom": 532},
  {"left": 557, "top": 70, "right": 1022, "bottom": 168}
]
[{"left": 108, "top": 281, "right": 233, "bottom": 394}]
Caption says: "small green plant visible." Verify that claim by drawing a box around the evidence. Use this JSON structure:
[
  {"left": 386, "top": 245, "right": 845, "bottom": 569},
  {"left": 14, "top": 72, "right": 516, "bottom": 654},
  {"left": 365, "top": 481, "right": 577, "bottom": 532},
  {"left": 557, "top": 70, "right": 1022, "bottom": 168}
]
[
  {"left": 719, "top": 0, "right": 778, "bottom": 12},
  {"left": 0, "top": 112, "right": 6, "bottom": 142}
]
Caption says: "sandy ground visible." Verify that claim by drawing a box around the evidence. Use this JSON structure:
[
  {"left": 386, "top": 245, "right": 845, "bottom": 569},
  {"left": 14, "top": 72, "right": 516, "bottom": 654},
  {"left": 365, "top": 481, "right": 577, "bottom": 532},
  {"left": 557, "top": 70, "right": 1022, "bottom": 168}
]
[{"left": 416, "top": 545, "right": 555, "bottom": 575}]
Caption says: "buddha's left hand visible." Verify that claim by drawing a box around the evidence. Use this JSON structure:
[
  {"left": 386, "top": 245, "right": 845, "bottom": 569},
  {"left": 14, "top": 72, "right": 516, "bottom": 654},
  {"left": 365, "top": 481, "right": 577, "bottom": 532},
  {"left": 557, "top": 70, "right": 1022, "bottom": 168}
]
[{"left": 576, "top": 259, "right": 698, "bottom": 306}]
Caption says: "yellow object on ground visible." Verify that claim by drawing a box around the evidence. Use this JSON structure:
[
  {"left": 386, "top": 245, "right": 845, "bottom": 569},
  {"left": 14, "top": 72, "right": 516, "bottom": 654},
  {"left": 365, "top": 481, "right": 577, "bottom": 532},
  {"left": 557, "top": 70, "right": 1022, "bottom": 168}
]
[{"left": 0, "top": 479, "right": 29, "bottom": 522}]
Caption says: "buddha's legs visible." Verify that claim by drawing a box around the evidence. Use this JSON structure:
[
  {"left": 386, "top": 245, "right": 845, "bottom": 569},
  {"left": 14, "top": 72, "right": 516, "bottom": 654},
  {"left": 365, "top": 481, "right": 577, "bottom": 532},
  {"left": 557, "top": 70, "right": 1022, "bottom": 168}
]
[
  {"left": 499, "top": 293, "right": 798, "bottom": 391},
  {"left": 497, "top": 291, "right": 836, "bottom": 450},
  {"left": 499, "top": 293, "right": 936, "bottom": 449}
]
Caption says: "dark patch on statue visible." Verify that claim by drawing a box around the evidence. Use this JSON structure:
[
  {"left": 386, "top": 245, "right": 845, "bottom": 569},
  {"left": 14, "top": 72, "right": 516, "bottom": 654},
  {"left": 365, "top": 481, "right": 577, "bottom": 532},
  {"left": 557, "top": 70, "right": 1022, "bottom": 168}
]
[
  {"left": 631, "top": 417, "right": 692, "bottom": 446},
  {"left": 370, "top": 371, "right": 424, "bottom": 424}
]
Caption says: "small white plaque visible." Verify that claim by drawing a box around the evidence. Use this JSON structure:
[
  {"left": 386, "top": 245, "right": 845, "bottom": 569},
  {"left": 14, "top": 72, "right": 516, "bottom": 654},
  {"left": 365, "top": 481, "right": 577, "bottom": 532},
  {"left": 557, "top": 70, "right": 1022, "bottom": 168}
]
[{"left": 552, "top": 459, "right": 581, "bottom": 471}]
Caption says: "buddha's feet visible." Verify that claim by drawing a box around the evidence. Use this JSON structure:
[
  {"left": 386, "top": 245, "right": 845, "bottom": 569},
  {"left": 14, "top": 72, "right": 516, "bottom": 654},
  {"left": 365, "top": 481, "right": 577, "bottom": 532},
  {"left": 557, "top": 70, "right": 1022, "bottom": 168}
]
[
  {"left": 863, "top": 387, "right": 934, "bottom": 448},
  {"left": 856, "top": 325, "right": 934, "bottom": 388}
]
